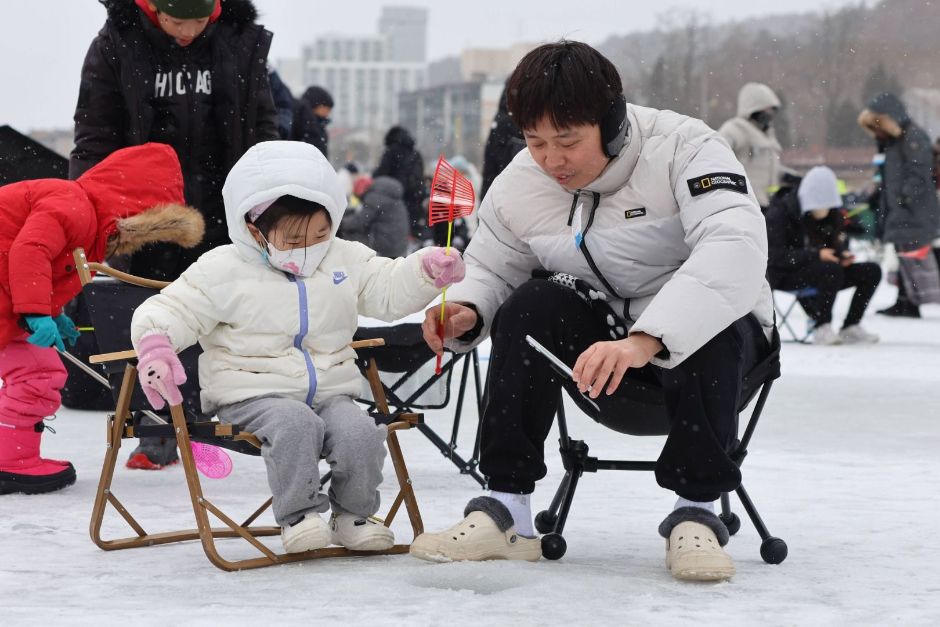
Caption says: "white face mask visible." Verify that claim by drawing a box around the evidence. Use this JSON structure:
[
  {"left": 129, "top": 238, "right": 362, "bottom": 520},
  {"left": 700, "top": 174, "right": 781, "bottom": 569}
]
[{"left": 260, "top": 235, "right": 331, "bottom": 278}]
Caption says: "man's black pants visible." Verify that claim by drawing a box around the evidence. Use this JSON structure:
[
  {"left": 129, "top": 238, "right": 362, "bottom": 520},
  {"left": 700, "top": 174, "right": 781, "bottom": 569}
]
[{"left": 480, "top": 279, "right": 770, "bottom": 503}]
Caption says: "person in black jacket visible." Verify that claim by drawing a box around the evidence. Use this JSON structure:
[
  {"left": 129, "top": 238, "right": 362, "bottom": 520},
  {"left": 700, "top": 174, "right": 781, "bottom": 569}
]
[
  {"left": 858, "top": 93, "right": 940, "bottom": 318},
  {"left": 373, "top": 126, "right": 426, "bottom": 239},
  {"left": 70, "top": 0, "right": 279, "bottom": 469},
  {"left": 480, "top": 82, "right": 525, "bottom": 200},
  {"left": 291, "top": 86, "right": 333, "bottom": 158},
  {"left": 766, "top": 166, "right": 882, "bottom": 345},
  {"left": 268, "top": 66, "right": 296, "bottom": 140},
  {"left": 340, "top": 176, "right": 410, "bottom": 257},
  {"left": 71, "top": 0, "right": 279, "bottom": 282}
]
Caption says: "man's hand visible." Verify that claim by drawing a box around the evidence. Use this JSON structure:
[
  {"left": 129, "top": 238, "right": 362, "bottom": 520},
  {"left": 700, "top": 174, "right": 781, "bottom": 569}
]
[
  {"left": 572, "top": 333, "right": 663, "bottom": 399},
  {"left": 819, "top": 248, "right": 840, "bottom": 263},
  {"left": 840, "top": 252, "right": 855, "bottom": 267},
  {"left": 421, "top": 302, "right": 479, "bottom": 355}
]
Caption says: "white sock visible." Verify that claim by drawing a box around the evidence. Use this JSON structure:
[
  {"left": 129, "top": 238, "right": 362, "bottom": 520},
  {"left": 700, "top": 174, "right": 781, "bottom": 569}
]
[
  {"left": 489, "top": 491, "right": 534, "bottom": 536},
  {"left": 675, "top": 496, "right": 715, "bottom": 514}
]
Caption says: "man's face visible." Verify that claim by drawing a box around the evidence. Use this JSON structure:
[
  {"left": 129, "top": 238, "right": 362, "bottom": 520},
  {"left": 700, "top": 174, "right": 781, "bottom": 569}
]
[
  {"left": 149, "top": 4, "right": 210, "bottom": 47},
  {"left": 313, "top": 105, "right": 333, "bottom": 120},
  {"left": 524, "top": 116, "right": 610, "bottom": 190}
]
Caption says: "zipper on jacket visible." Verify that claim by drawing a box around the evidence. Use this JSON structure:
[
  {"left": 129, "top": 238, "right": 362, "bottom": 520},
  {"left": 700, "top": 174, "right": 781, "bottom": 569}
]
[
  {"left": 289, "top": 275, "right": 317, "bottom": 405},
  {"left": 573, "top": 190, "right": 634, "bottom": 322}
]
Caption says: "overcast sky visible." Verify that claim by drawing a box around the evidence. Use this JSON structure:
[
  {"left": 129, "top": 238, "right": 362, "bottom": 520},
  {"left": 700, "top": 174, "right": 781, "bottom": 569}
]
[{"left": 0, "top": 0, "right": 862, "bottom": 131}]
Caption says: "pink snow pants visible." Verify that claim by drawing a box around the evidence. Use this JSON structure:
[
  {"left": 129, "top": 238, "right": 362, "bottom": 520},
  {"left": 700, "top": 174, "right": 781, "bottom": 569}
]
[{"left": 0, "top": 339, "right": 68, "bottom": 429}]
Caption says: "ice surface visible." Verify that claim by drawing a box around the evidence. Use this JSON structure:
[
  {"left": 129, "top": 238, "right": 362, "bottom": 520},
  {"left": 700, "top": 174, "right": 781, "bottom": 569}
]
[{"left": 2, "top": 285, "right": 939, "bottom": 626}]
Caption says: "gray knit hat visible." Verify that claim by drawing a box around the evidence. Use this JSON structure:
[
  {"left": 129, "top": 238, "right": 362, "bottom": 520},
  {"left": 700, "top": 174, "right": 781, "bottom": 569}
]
[{"left": 150, "top": 0, "right": 216, "bottom": 19}]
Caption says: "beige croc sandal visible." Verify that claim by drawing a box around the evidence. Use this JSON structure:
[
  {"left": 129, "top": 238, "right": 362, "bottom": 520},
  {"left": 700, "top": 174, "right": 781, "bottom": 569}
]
[
  {"left": 410, "top": 497, "right": 542, "bottom": 562},
  {"left": 660, "top": 507, "right": 735, "bottom": 582}
]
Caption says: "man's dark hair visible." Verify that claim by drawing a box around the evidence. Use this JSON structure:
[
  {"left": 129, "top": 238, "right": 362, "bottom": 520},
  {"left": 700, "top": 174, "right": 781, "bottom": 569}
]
[
  {"left": 506, "top": 40, "right": 623, "bottom": 131},
  {"left": 249, "top": 195, "right": 330, "bottom": 239}
]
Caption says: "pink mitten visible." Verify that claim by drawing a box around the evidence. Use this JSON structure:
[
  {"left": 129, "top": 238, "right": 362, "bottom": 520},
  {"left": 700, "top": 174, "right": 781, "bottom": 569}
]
[
  {"left": 136, "top": 334, "right": 186, "bottom": 410},
  {"left": 421, "top": 248, "right": 466, "bottom": 289}
]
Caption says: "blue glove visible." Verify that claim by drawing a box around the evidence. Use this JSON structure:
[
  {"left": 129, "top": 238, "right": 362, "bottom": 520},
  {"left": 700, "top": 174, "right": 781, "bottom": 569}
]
[
  {"left": 53, "top": 313, "right": 81, "bottom": 347},
  {"left": 24, "top": 316, "right": 65, "bottom": 351}
]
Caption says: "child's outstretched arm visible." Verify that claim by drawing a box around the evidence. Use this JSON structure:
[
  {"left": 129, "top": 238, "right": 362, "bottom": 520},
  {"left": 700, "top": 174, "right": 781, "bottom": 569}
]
[{"left": 356, "top": 246, "right": 465, "bottom": 321}]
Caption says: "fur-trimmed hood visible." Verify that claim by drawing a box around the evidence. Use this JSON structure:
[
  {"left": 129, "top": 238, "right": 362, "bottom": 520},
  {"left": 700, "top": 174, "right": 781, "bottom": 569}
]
[
  {"left": 108, "top": 203, "right": 205, "bottom": 257},
  {"left": 858, "top": 92, "right": 908, "bottom": 139},
  {"left": 99, "top": 0, "right": 259, "bottom": 32}
]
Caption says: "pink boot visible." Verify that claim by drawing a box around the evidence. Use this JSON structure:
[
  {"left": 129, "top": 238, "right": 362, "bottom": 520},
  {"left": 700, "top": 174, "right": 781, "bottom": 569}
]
[
  {"left": 0, "top": 422, "right": 75, "bottom": 494},
  {"left": 0, "top": 339, "right": 74, "bottom": 494}
]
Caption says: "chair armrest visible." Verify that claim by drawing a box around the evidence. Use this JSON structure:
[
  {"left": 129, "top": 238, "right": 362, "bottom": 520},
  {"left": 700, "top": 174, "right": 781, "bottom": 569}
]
[
  {"left": 89, "top": 349, "right": 138, "bottom": 364},
  {"left": 72, "top": 247, "right": 171, "bottom": 290},
  {"left": 350, "top": 338, "right": 386, "bottom": 349}
]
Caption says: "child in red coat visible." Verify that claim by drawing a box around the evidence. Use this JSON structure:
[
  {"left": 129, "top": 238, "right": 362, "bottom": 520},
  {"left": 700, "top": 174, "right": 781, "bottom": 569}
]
[{"left": 0, "top": 143, "right": 204, "bottom": 495}]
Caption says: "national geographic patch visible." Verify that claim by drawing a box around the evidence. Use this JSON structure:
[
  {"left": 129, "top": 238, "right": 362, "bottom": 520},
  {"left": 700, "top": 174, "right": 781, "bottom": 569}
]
[
  {"left": 624, "top": 207, "right": 647, "bottom": 219},
  {"left": 687, "top": 172, "right": 748, "bottom": 197}
]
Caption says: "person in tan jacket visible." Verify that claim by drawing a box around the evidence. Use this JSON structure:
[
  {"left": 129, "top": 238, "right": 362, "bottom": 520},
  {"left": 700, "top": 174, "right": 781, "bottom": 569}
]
[{"left": 718, "top": 82, "right": 790, "bottom": 208}]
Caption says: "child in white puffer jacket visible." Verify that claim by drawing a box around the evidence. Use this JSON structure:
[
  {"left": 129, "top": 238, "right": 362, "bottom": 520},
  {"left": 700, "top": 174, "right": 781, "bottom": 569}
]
[{"left": 130, "top": 141, "right": 464, "bottom": 554}]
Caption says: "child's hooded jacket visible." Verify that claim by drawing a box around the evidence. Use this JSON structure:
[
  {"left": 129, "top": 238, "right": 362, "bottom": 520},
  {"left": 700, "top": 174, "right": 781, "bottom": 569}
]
[{"left": 131, "top": 141, "right": 438, "bottom": 413}]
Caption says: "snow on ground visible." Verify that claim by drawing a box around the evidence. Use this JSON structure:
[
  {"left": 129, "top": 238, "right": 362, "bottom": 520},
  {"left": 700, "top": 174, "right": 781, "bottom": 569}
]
[{"left": 2, "top": 284, "right": 939, "bottom": 626}]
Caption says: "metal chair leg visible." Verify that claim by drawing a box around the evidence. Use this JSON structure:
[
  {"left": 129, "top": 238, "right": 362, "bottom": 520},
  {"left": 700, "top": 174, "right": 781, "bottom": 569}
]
[{"left": 735, "top": 483, "right": 788, "bottom": 564}]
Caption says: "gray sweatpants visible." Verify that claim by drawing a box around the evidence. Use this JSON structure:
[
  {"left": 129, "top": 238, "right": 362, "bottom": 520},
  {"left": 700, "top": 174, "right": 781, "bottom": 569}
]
[{"left": 217, "top": 394, "right": 388, "bottom": 526}]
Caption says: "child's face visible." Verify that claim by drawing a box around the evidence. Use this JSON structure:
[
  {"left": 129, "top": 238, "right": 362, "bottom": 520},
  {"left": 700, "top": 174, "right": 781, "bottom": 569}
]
[
  {"left": 249, "top": 211, "right": 332, "bottom": 252},
  {"left": 149, "top": 4, "right": 210, "bottom": 47}
]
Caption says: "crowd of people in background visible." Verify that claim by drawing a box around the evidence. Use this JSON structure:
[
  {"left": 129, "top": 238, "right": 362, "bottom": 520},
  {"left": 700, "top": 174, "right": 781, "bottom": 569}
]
[{"left": 714, "top": 81, "right": 940, "bottom": 344}]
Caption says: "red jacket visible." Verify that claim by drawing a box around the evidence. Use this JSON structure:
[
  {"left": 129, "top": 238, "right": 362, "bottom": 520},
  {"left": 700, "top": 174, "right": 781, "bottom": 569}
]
[{"left": 0, "top": 143, "right": 184, "bottom": 347}]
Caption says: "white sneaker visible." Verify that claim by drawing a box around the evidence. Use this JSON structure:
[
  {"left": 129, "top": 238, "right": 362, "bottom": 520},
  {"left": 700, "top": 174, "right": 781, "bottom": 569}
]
[
  {"left": 330, "top": 512, "right": 395, "bottom": 551},
  {"left": 839, "top": 324, "right": 879, "bottom": 344},
  {"left": 812, "top": 323, "right": 841, "bottom": 345},
  {"left": 281, "top": 514, "right": 332, "bottom": 553}
]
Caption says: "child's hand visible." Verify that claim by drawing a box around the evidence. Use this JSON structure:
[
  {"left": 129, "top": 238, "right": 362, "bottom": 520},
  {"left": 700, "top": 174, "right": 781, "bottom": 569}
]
[
  {"left": 421, "top": 248, "right": 466, "bottom": 289},
  {"left": 53, "top": 313, "right": 81, "bottom": 347},
  {"left": 24, "top": 316, "right": 65, "bottom": 351},
  {"left": 136, "top": 334, "right": 186, "bottom": 410}
]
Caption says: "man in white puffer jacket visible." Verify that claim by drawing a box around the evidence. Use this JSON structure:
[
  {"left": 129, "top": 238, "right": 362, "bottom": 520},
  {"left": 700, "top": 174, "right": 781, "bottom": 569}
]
[
  {"left": 413, "top": 42, "right": 776, "bottom": 581},
  {"left": 130, "top": 141, "right": 464, "bottom": 554}
]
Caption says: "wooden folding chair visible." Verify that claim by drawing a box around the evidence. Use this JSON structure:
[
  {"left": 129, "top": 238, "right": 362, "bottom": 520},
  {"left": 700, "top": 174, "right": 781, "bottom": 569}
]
[{"left": 72, "top": 248, "right": 425, "bottom": 571}]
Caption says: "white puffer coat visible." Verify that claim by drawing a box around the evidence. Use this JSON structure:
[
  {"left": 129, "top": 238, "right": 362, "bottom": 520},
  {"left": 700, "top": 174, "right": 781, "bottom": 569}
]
[
  {"left": 446, "top": 104, "right": 774, "bottom": 369},
  {"left": 131, "top": 141, "right": 439, "bottom": 413}
]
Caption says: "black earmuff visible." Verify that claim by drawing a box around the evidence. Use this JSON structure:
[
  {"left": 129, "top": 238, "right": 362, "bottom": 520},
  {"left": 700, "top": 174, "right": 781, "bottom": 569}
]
[{"left": 600, "top": 95, "right": 630, "bottom": 158}]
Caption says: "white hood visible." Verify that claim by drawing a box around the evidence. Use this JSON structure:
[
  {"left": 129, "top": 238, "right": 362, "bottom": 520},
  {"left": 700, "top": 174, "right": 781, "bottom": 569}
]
[
  {"left": 798, "top": 166, "right": 842, "bottom": 212},
  {"left": 221, "top": 141, "right": 347, "bottom": 262},
  {"left": 736, "top": 82, "right": 781, "bottom": 118}
]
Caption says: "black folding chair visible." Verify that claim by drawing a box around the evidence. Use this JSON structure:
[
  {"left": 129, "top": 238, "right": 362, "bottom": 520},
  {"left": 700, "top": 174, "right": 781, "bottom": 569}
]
[
  {"left": 534, "top": 326, "right": 788, "bottom": 566},
  {"left": 354, "top": 324, "right": 486, "bottom": 486}
]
